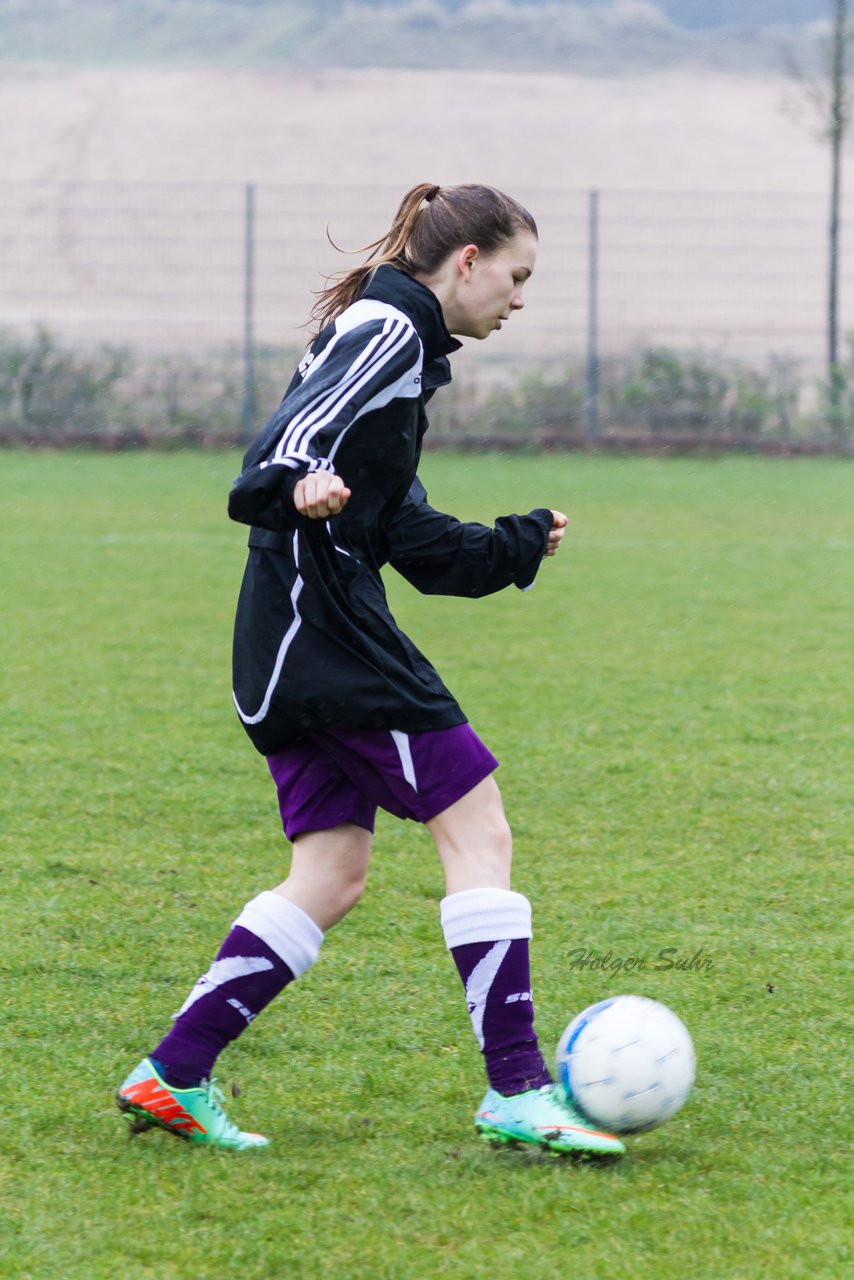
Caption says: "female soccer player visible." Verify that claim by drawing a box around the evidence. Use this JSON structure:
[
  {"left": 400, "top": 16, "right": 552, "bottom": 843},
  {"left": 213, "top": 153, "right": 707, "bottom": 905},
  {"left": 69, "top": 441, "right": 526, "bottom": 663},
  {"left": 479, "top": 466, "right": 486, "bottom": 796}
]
[{"left": 117, "top": 183, "right": 624, "bottom": 1159}]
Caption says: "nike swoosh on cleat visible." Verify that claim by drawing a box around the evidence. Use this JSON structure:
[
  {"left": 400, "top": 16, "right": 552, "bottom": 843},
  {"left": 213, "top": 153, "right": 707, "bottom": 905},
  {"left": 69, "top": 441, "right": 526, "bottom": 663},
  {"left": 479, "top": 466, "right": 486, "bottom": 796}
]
[{"left": 121, "top": 1081, "right": 206, "bottom": 1136}]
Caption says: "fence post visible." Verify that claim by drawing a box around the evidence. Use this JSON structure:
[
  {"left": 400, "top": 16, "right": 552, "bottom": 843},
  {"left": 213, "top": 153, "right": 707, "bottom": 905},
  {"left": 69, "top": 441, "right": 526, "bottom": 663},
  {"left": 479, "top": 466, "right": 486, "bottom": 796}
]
[
  {"left": 585, "top": 187, "right": 599, "bottom": 445},
  {"left": 241, "top": 182, "right": 256, "bottom": 445}
]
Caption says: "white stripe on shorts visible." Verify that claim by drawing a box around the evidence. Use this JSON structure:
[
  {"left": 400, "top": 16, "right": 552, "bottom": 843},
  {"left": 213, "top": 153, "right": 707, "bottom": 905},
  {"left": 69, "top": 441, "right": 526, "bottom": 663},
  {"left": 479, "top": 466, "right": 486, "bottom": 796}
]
[{"left": 390, "top": 729, "right": 418, "bottom": 792}]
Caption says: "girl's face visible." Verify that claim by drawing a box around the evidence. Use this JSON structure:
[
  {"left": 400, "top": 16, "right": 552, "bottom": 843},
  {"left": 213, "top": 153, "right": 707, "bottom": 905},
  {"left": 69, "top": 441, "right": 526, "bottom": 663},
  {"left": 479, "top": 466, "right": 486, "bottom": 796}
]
[{"left": 446, "top": 230, "right": 538, "bottom": 340}]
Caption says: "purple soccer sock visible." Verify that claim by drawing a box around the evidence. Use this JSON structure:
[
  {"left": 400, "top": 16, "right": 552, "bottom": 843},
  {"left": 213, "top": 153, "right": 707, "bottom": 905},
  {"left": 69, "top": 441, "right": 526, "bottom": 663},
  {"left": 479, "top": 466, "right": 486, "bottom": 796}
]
[
  {"left": 441, "top": 889, "right": 551, "bottom": 1097},
  {"left": 152, "top": 891, "right": 323, "bottom": 1087}
]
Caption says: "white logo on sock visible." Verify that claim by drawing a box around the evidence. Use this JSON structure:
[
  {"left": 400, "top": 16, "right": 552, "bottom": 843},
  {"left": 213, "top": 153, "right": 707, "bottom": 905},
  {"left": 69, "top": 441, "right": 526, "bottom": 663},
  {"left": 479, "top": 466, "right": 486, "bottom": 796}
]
[
  {"left": 504, "top": 991, "right": 532, "bottom": 1004},
  {"left": 174, "top": 956, "right": 274, "bottom": 1019},
  {"left": 464, "top": 941, "right": 511, "bottom": 1049},
  {"left": 227, "top": 996, "right": 257, "bottom": 1025}
]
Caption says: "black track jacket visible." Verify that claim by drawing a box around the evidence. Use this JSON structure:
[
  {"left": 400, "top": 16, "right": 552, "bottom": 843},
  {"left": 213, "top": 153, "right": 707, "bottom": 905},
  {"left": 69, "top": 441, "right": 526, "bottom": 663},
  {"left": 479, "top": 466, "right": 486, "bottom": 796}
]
[{"left": 228, "top": 265, "right": 554, "bottom": 755}]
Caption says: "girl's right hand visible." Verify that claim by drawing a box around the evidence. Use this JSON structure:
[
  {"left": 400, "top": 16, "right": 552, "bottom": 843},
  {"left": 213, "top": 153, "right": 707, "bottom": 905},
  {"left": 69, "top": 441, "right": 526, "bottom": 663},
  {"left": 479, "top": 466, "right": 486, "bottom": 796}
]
[{"left": 294, "top": 472, "right": 352, "bottom": 519}]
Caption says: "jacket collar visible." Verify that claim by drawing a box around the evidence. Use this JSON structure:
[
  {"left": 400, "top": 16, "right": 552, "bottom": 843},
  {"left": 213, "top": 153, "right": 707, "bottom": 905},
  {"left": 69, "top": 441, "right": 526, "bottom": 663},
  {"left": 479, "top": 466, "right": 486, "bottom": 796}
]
[{"left": 361, "top": 264, "right": 462, "bottom": 364}]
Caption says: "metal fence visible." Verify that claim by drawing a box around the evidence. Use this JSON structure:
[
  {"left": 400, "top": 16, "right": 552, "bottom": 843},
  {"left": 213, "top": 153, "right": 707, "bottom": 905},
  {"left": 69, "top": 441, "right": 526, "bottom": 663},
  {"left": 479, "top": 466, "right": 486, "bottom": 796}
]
[{"left": 0, "top": 180, "right": 851, "bottom": 441}]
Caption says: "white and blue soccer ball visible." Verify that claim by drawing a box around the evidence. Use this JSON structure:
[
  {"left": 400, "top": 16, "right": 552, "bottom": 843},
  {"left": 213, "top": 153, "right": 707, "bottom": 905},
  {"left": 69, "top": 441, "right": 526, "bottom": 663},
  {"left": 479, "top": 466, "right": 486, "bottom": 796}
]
[{"left": 555, "top": 995, "right": 696, "bottom": 1133}]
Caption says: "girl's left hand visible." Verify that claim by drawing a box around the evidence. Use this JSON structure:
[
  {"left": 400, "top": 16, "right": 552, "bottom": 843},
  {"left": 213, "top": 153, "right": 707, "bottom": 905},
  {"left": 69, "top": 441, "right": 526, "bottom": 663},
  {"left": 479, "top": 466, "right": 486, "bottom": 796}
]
[{"left": 546, "top": 510, "right": 568, "bottom": 557}]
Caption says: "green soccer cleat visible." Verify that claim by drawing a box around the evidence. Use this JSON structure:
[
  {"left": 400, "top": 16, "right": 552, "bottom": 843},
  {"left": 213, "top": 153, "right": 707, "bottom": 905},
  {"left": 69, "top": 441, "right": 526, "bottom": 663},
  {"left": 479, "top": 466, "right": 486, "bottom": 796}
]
[
  {"left": 475, "top": 1083, "right": 625, "bottom": 1159},
  {"left": 116, "top": 1057, "right": 269, "bottom": 1150}
]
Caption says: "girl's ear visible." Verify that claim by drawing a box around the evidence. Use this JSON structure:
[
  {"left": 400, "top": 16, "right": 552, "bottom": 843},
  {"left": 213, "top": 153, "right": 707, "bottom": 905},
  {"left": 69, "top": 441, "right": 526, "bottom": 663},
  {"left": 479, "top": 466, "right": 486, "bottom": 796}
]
[{"left": 457, "top": 243, "right": 479, "bottom": 281}]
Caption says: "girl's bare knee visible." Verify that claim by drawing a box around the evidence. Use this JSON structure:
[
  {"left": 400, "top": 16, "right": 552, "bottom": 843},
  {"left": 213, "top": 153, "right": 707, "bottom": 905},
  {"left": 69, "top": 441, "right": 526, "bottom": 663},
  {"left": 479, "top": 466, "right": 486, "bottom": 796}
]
[
  {"left": 428, "top": 777, "right": 514, "bottom": 891},
  {"left": 334, "top": 854, "right": 369, "bottom": 914},
  {"left": 276, "top": 823, "right": 372, "bottom": 930}
]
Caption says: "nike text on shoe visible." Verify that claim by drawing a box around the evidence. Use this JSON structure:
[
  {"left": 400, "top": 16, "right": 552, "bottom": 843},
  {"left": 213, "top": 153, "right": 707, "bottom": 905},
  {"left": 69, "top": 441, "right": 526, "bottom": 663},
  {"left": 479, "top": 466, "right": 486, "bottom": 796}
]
[
  {"left": 116, "top": 1057, "right": 268, "bottom": 1150},
  {"left": 475, "top": 1083, "right": 625, "bottom": 1159}
]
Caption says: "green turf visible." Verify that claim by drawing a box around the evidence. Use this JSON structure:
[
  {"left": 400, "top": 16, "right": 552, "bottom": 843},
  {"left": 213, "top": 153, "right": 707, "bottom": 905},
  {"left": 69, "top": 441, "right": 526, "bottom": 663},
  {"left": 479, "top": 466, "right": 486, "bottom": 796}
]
[{"left": 1, "top": 450, "right": 851, "bottom": 1280}]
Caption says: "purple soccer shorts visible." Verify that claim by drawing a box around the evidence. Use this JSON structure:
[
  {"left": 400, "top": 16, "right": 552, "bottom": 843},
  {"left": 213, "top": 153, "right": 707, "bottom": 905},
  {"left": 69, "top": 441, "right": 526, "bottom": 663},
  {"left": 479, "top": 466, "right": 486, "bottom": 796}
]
[{"left": 266, "top": 723, "right": 499, "bottom": 839}]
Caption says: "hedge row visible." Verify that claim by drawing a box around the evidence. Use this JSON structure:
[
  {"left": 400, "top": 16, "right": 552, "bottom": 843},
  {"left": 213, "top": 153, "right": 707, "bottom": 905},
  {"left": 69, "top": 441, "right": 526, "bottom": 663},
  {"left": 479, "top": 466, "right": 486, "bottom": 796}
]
[{"left": 1, "top": 326, "right": 852, "bottom": 450}]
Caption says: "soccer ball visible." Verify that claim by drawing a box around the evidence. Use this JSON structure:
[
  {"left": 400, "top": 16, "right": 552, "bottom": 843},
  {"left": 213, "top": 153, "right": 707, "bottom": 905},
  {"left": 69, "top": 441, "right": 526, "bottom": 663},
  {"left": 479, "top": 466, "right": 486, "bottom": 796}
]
[{"left": 555, "top": 995, "right": 696, "bottom": 1133}]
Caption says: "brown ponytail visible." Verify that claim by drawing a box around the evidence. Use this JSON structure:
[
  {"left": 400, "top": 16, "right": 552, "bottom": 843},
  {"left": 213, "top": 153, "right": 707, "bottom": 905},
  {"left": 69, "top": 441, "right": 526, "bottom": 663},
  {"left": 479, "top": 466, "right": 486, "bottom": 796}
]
[{"left": 309, "top": 183, "right": 537, "bottom": 334}]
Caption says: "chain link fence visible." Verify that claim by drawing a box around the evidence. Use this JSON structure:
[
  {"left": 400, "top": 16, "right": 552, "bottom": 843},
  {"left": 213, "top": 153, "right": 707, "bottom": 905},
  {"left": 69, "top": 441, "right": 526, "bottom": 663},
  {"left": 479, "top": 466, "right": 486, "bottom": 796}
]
[{"left": 1, "top": 180, "right": 852, "bottom": 447}]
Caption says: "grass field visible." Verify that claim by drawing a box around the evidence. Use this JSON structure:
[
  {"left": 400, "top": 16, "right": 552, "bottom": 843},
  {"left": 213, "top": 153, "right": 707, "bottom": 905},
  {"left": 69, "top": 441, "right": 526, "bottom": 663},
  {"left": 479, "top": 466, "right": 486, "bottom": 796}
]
[{"left": 1, "top": 449, "right": 851, "bottom": 1280}]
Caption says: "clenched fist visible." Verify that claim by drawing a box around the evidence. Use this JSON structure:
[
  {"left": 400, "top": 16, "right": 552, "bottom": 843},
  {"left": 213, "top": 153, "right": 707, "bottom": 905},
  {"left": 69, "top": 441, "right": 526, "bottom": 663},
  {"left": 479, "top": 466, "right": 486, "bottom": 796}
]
[
  {"left": 546, "top": 510, "right": 568, "bottom": 556},
  {"left": 294, "top": 472, "right": 352, "bottom": 519}
]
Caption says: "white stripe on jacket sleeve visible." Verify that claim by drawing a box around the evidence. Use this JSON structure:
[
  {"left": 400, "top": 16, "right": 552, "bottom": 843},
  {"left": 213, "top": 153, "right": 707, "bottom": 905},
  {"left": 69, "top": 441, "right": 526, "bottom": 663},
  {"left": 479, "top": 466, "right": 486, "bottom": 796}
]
[{"left": 270, "top": 312, "right": 422, "bottom": 471}]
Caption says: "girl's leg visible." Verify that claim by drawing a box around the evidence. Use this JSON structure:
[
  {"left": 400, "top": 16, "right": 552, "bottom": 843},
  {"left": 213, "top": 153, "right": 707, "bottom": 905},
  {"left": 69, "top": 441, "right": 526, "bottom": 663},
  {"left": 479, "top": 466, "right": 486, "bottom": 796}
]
[
  {"left": 427, "top": 777, "right": 551, "bottom": 1097},
  {"left": 428, "top": 777, "right": 624, "bottom": 1155},
  {"left": 149, "top": 823, "right": 372, "bottom": 1087},
  {"left": 273, "top": 821, "right": 372, "bottom": 931}
]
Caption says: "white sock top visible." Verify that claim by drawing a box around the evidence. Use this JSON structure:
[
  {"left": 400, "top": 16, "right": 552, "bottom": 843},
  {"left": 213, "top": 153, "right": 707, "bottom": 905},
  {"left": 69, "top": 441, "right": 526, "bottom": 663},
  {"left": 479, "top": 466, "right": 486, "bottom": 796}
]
[
  {"left": 233, "top": 890, "right": 324, "bottom": 979},
  {"left": 440, "top": 887, "right": 532, "bottom": 949}
]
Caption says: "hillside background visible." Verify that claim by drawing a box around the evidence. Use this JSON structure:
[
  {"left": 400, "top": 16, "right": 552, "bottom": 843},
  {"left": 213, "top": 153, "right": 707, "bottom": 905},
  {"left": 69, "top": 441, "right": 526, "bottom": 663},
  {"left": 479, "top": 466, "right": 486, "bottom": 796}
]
[
  {"left": 0, "top": 1, "right": 833, "bottom": 72},
  {"left": 1, "top": 0, "right": 850, "bottom": 446},
  {"left": 0, "top": 0, "right": 841, "bottom": 190}
]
